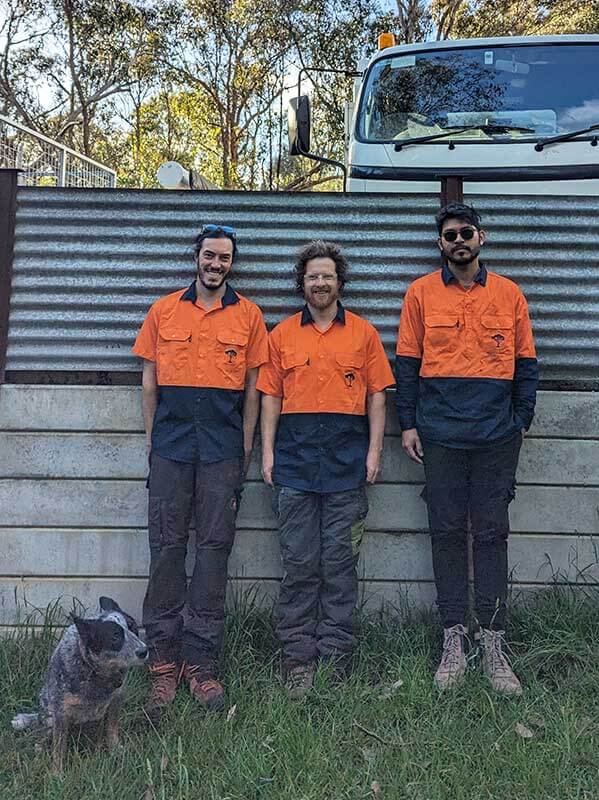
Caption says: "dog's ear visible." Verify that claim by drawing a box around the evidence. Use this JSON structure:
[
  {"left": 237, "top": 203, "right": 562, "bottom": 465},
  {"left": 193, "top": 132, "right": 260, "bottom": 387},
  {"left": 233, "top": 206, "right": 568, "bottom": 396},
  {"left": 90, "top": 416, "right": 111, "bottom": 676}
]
[
  {"left": 99, "top": 596, "right": 122, "bottom": 614},
  {"left": 121, "top": 611, "right": 139, "bottom": 636},
  {"left": 72, "top": 616, "right": 98, "bottom": 647},
  {"left": 99, "top": 596, "right": 139, "bottom": 634}
]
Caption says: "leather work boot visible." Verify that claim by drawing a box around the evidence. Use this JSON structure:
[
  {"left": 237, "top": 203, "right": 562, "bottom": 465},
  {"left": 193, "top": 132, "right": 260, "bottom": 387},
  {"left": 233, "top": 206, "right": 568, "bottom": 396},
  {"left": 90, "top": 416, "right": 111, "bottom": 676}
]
[
  {"left": 144, "top": 661, "right": 182, "bottom": 721},
  {"left": 284, "top": 661, "right": 316, "bottom": 700},
  {"left": 184, "top": 664, "right": 225, "bottom": 712},
  {"left": 481, "top": 628, "right": 523, "bottom": 696},
  {"left": 434, "top": 624, "right": 468, "bottom": 690}
]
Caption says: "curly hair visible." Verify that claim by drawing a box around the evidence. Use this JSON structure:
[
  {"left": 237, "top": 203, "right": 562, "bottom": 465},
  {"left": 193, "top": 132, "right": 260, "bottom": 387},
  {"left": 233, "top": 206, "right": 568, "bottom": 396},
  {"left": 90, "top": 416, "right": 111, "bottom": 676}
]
[{"left": 294, "top": 240, "right": 349, "bottom": 294}]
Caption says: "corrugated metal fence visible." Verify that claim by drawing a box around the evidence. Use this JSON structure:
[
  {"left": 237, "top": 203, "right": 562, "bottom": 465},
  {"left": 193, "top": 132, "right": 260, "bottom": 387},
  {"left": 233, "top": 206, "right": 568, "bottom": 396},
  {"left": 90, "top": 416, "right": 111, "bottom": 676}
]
[{"left": 3, "top": 182, "right": 599, "bottom": 382}]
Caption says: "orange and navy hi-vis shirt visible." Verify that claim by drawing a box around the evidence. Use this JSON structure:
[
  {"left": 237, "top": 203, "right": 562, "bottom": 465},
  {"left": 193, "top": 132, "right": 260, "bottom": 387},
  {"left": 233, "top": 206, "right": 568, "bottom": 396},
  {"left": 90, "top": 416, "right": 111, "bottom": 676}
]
[
  {"left": 133, "top": 282, "right": 268, "bottom": 463},
  {"left": 395, "top": 262, "right": 538, "bottom": 448},
  {"left": 257, "top": 302, "right": 395, "bottom": 493}
]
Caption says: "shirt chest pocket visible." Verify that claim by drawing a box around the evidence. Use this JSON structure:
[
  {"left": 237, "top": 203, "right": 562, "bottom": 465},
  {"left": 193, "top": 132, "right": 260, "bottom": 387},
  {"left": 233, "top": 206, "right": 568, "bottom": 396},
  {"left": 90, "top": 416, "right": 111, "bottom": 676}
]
[
  {"left": 424, "top": 314, "right": 460, "bottom": 353},
  {"left": 216, "top": 330, "right": 249, "bottom": 383},
  {"left": 157, "top": 326, "right": 192, "bottom": 382},
  {"left": 335, "top": 352, "right": 365, "bottom": 391},
  {"left": 280, "top": 351, "right": 310, "bottom": 396},
  {"left": 480, "top": 315, "right": 514, "bottom": 356},
  {"left": 281, "top": 351, "right": 311, "bottom": 371}
]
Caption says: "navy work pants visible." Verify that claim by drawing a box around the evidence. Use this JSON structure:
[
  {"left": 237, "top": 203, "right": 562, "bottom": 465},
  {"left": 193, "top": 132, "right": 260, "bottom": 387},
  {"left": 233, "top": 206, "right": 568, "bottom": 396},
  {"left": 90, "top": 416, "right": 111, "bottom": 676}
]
[
  {"left": 273, "top": 485, "right": 368, "bottom": 667},
  {"left": 422, "top": 434, "right": 522, "bottom": 630},
  {"left": 143, "top": 453, "right": 242, "bottom": 670}
]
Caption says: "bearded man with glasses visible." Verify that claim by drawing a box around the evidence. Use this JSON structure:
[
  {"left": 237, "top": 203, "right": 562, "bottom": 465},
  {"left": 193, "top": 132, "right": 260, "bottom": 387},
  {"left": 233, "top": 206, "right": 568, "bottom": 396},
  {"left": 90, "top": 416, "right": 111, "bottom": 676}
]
[
  {"left": 395, "top": 203, "right": 538, "bottom": 695},
  {"left": 133, "top": 224, "right": 268, "bottom": 716},
  {"left": 258, "top": 240, "right": 394, "bottom": 698}
]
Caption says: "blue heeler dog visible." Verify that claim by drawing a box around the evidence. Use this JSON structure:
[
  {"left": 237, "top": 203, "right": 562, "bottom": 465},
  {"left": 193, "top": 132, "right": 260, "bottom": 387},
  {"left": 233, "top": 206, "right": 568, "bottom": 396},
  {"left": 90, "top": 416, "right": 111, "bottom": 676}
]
[{"left": 12, "top": 596, "right": 148, "bottom": 775}]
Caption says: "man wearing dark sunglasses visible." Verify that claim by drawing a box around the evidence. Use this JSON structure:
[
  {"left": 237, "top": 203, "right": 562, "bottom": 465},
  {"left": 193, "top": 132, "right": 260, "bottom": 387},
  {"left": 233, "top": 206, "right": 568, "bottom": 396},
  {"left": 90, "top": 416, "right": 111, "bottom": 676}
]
[
  {"left": 133, "top": 224, "right": 268, "bottom": 716},
  {"left": 396, "top": 202, "right": 538, "bottom": 696}
]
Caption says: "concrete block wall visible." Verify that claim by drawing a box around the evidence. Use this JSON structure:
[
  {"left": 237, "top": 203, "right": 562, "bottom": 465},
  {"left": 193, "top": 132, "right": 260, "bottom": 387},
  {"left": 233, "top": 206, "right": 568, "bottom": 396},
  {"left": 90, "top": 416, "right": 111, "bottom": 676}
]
[{"left": 0, "top": 386, "right": 598, "bottom": 627}]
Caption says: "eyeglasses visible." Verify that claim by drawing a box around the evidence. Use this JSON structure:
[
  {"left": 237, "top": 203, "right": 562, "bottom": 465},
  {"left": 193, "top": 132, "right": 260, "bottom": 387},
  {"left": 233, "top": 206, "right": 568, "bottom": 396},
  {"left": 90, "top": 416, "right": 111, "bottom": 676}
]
[
  {"left": 304, "top": 273, "right": 338, "bottom": 284},
  {"left": 441, "top": 227, "right": 477, "bottom": 242},
  {"left": 200, "top": 224, "right": 237, "bottom": 239}
]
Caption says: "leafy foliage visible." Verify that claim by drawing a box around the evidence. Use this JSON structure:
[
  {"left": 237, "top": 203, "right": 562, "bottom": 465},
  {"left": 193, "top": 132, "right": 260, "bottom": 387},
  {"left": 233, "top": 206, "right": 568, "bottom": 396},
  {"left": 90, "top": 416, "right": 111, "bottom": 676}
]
[
  {"left": 1, "top": 0, "right": 597, "bottom": 187},
  {"left": 432, "top": 0, "right": 599, "bottom": 38}
]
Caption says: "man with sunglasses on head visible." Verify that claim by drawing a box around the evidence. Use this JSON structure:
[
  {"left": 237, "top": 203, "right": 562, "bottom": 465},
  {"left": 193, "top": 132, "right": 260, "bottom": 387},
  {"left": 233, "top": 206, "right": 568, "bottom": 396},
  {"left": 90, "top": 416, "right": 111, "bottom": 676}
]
[
  {"left": 396, "top": 203, "right": 538, "bottom": 696},
  {"left": 133, "top": 224, "right": 268, "bottom": 716},
  {"left": 258, "top": 240, "right": 394, "bottom": 698}
]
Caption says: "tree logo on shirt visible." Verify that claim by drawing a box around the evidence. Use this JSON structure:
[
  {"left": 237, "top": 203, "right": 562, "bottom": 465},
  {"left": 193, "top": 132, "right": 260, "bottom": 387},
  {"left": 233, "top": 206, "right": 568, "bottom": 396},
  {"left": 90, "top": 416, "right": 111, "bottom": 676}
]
[
  {"left": 344, "top": 371, "right": 356, "bottom": 388},
  {"left": 491, "top": 333, "right": 505, "bottom": 348},
  {"left": 225, "top": 348, "right": 238, "bottom": 363}
]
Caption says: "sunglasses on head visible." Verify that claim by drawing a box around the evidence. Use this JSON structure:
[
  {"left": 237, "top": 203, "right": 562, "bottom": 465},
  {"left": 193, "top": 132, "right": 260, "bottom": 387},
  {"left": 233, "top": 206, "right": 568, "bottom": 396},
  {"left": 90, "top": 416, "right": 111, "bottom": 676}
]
[
  {"left": 200, "top": 224, "right": 237, "bottom": 239},
  {"left": 441, "top": 226, "right": 477, "bottom": 242}
]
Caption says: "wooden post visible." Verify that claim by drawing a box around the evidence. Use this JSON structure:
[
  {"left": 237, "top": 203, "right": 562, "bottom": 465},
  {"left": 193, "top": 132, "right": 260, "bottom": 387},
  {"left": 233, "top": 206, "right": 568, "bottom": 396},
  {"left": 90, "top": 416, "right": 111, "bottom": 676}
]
[
  {"left": 440, "top": 176, "right": 464, "bottom": 206},
  {"left": 0, "top": 169, "right": 18, "bottom": 384}
]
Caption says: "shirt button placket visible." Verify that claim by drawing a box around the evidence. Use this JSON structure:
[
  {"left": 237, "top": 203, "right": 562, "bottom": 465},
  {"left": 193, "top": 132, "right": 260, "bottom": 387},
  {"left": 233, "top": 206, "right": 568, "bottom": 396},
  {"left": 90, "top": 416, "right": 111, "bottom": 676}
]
[
  {"left": 197, "top": 318, "right": 208, "bottom": 379},
  {"left": 317, "top": 339, "right": 325, "bottom": 405},
  {"left": 463, "top": 302, "right": 471, "bottom": 360}
]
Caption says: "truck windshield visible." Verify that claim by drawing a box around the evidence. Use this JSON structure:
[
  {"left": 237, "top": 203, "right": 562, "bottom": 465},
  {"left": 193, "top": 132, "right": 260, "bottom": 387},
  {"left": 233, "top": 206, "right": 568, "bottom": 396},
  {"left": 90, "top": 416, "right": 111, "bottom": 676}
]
[{"left": 358, "top": 43, "right": 599, "bottom": 143}]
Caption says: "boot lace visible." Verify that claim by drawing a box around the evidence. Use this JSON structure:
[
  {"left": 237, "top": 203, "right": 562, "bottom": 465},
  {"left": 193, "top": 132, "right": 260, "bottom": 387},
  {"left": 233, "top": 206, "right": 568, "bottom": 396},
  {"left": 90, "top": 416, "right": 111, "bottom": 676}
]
[
  {"left": 185, "top": 664, "right": 221, "bottom": 693},
  {"left": 487, "top": 630, "right": 512, "bottom": 675},
  {"left": 440, "top": 624, "right": 467, "bottom": 671},
  {"left": 149, "top": 661, "right": 180, "bottom": 702},
  {"left": 287, "top": 663, "right": 313, "bottom": 689}
]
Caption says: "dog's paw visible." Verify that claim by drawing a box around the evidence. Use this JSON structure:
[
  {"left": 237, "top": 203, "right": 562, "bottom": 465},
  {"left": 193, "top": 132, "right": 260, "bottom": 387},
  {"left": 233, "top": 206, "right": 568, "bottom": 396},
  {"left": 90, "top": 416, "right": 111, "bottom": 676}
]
[{"left": 11, "top": 713, "right": 39, "bottom": 731}]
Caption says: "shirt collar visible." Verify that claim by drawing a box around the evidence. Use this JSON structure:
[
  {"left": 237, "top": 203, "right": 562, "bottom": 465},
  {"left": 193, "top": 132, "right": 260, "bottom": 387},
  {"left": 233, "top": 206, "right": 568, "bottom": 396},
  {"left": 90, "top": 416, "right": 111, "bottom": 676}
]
[
  {"left": 441, "top": 261, "right": 487, "bottom": 287},
  {"left": 301, "top": 300, "right": 346, "bottom": 326},
  {"left": 180, "top": 281, "right": 239, "bottom": 306}
]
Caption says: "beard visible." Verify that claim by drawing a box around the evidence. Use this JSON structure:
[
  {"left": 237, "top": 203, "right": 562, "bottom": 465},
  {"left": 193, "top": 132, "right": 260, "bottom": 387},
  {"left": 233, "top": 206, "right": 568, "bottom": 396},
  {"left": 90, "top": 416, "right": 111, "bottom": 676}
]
[
  {"left": 444, "top": 243, "right": 481, "bottom": 269},
  {"left": 197, "top": 264, "right": 228, "bottom": 291},
  {"left": 305, "top": 287, "right": 339, "bottom": 310}
]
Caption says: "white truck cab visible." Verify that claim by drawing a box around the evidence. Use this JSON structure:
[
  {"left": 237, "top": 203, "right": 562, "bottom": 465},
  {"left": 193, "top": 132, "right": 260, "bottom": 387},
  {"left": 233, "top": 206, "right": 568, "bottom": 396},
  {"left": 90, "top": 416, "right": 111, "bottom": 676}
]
[
  {"left": 290, "top": 34, "right": 599, "bottom": 195},
  {"left": 347, "top": 34, "right": 599, "bottom": 195}
]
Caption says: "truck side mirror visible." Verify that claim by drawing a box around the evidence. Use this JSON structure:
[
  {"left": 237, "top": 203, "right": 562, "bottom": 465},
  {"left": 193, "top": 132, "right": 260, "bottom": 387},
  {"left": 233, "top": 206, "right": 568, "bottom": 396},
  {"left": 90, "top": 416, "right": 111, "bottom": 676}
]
[{"left": 288, "top": 95, "right": 311, "bottom": 155}]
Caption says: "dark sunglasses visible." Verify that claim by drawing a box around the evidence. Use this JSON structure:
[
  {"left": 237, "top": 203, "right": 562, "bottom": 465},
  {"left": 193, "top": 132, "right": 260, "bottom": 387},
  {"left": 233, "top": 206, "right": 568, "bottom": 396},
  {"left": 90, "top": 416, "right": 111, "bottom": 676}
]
[
  {"left": 201, "top": 223, "right": 237, "bottom": 239},
  {"left": 442, "top": 227, "right": 477, "bottom": 242}
]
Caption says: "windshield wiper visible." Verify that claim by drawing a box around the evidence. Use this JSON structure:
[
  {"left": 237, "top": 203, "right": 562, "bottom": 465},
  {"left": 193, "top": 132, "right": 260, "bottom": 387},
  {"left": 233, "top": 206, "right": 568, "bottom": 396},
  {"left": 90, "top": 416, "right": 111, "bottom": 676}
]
[
  {"left": 394, "top": 123, "right": 536, "bottom": 151},
  {"left": 535, "top": 123, "right": 599, "bottom": 151}
]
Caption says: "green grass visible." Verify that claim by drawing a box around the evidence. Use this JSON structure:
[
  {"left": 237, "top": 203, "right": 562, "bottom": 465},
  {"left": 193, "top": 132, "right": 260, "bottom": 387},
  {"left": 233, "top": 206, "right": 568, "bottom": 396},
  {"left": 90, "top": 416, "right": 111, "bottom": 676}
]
[{"left": 2, "top": 586, "right": 599, "bottom": 800}]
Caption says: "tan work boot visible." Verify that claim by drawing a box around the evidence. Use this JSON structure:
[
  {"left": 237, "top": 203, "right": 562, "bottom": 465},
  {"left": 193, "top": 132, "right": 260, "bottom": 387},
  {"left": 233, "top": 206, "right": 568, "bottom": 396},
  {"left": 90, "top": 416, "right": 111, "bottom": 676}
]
[
  {"left": 434, "top": 624, "right": 468, "bottom": 690},
  {"left": 481, "top": 628, "right": 523, "bottom": 696},
  {"left": 284, "top": 661, "right": 316, "bottom": 700},
  {"left": 144, "top": 661, "right": 182, "bottom": 720},
  {"left": 184, "top": 664, "right": 225, "bottom": 712}
]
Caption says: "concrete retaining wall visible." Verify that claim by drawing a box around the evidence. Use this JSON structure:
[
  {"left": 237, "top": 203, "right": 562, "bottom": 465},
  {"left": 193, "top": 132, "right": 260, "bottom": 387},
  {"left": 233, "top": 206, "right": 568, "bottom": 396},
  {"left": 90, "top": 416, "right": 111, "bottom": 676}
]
[{"left": 0, "top": 385, "right": 598, "bottom": 626}]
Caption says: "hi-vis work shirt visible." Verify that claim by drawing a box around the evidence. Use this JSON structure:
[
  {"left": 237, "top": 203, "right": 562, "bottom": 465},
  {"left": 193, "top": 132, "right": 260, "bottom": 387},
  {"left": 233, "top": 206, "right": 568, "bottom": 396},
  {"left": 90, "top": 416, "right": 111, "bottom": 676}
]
[
  {"left": 257, "top": 302, "right": 395, "bottom": 493},
  {"left": 133, "top": 282, "right": 268, "bottom": 463},
  {"left": 395, "top": 263, "right": 538, "bottom": 448}
]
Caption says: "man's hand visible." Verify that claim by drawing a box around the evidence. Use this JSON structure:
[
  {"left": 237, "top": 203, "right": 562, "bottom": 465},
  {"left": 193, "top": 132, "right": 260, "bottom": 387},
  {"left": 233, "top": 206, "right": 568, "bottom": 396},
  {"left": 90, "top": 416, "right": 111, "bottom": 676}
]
[
  {"left": 365, "top": 448, "right": 382, "bottom": 484},
  {"left": 402, "top": 428, "right": 424, "bottom": 465},
  {"left": 146, "top": 442, "right": 152, "bottom": 467},
  {"left": 262, "top": 449, "right": 274, "bottom": 486}
]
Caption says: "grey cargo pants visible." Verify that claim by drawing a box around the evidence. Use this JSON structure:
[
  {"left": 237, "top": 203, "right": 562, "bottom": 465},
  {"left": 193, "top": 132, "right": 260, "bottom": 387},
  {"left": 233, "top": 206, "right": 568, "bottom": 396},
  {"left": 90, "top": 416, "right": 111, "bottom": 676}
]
[{"left": 273, "top": 485, "right": 369, "bottom": 667}]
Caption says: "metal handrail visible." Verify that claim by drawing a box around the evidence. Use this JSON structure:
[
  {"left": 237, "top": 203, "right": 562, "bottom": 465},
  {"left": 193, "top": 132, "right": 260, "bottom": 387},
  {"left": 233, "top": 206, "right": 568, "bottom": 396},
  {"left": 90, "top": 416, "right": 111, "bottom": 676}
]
[{"left": 0, "top": 114, "right": 117, "bottom": 185}]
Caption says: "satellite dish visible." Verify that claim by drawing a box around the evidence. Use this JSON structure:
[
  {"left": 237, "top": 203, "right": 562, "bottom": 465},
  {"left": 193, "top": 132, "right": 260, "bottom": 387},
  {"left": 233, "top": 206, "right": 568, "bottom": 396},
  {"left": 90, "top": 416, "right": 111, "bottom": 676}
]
[{"left": 156, "top": 161, "right": 191, "bottom": 189}]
